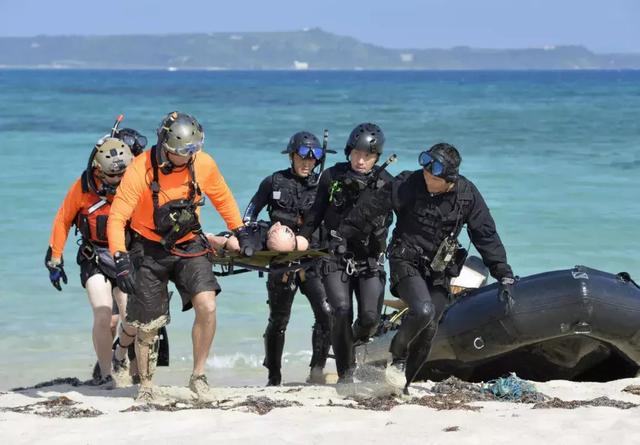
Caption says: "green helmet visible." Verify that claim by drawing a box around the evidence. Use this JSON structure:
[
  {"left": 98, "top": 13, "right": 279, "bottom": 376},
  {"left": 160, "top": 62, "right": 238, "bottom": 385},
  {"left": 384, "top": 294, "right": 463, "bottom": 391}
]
[
  {"left": 93, "top": 137, "right": 133, "bottom": 175},
  {"left": 157, "top": 111, "right": 205, "bottom": 156}
]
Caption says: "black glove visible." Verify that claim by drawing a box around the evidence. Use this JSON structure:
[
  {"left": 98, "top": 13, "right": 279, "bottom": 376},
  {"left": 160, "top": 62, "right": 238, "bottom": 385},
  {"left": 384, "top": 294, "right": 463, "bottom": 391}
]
[
  {"left": 328, "top": 230, "right": 347, "bottom": 255},
  {"left": 234, "top": 225, "right": 254, "bottom": 257},
  {"left": 114, "top": 251, "right": 136, "bottom": 295},
  {"left": 45, "top": 247, "right": 67, "bottom": 292},
  {"left": 497, "top": 276, "right": 516, "bottom": 314}
]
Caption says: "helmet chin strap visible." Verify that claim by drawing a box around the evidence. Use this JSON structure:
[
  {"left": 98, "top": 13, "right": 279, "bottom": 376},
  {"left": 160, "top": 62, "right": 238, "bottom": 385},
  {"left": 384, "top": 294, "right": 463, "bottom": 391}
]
[{"left": 97, "top": 175, "right": 119, "bottom": 196}]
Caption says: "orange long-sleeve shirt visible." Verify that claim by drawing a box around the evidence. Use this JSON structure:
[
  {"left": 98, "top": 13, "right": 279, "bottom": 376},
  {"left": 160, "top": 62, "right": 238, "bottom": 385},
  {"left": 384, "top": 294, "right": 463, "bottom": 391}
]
[
  {"left": 49, "top": 173, "right": 112, "bottom": 260},
  {"left": 107, "top": 149, "right": 243, "bottom": 254}
]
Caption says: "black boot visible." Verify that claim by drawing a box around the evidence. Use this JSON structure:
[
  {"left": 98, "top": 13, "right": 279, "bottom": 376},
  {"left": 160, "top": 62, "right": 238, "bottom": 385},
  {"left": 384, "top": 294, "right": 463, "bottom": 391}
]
[
  {"left": 308, "top": 324, "right": 331, "bottom": 383},
  {"left": 332, "top": 310, "right": 355, "bottom": 380},
  {"left": 310, "top": 324, "right": 331, "bottom": 369},
  {"left": 352, "top": 318, "right": 378, "bottom": 344},
  {"left": 404, "top": 322, "right": 438, "bottom": 389},
  {"left": 263, "top": 330, "right": 285, "bottom": 386}
]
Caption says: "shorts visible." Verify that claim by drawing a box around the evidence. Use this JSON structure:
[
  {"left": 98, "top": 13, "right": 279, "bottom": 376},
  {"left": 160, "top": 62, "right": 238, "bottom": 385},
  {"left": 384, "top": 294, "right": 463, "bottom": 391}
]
[
  {"left": 77, "top": 249, "right": 117, "bottom": 289},
  {"left": 126, "top": 235, "right": 221, "bottom": 326}
]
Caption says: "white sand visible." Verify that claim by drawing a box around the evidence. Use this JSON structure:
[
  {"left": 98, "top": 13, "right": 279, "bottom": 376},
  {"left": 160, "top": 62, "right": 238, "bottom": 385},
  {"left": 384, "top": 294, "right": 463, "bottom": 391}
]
[{"left": 1, "top": 377, "right": 640, "bottom": 445}]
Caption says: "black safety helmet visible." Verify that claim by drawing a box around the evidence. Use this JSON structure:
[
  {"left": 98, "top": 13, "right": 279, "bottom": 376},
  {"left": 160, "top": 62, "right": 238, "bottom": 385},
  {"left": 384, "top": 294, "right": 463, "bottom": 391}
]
[
  {"left": 344, "top": 123, "right": 385, "bottom": 159},
  {"left": 426, "top": 143, "right": 461, "bottom": 182},
  {"left": 283, "top": 131, "right": 321, "bottom": 153},
  {"left": 115, "top": 128, "right": 148, "bottom": 156}
]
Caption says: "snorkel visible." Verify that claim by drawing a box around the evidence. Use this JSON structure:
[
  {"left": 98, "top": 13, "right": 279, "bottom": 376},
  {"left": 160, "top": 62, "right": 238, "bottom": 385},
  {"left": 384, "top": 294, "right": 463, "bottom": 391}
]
[{"left": 308, "top": 129, "right": 336, "bottom": 185}]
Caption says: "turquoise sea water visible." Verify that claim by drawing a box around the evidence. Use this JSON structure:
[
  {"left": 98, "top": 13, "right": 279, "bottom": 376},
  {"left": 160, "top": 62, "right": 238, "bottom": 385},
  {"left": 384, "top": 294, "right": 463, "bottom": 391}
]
[{"left": 0, "top": 70, "right": 638, "bottom": 390}]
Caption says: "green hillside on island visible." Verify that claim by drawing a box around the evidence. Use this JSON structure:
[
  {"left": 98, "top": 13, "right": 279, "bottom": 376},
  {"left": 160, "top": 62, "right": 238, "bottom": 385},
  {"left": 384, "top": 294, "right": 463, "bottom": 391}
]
[{"left": 1, "top": 28, "right": 639, "bottom": 70}]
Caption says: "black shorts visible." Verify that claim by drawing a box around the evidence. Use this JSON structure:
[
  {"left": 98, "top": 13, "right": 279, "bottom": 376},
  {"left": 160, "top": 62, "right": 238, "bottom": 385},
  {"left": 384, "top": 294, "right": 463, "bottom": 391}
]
[
  {"left": 126, "top": 236, "right": 220, "bottom": 326},
  {"left": 77, "top": 250, "right": 117, "bottom": 289}
]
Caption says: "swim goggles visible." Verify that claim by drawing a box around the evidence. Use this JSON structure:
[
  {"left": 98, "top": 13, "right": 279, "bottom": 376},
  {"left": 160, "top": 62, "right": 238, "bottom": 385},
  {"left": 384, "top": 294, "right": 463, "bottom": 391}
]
[
  {"left": 120, "top": 133, "right": 148, "bottom": 150},
  {"left": 295, "top": 145, "right": 325, "bottom": 160},
  {"left": 171, "top": 140, "right": 204, "bottom": 157},
  {"left": 418, "top": 151, "right": 446, "bottom": 177}
]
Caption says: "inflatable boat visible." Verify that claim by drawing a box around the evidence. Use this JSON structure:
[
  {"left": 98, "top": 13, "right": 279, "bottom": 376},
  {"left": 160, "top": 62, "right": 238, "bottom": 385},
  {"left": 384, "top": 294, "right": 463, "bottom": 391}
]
[{"left": 358, "top": 263, "right": 640, "bottom": 382}]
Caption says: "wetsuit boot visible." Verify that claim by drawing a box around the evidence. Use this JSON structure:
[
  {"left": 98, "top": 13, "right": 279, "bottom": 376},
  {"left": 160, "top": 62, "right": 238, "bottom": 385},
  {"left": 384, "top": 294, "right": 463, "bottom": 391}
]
[
  {"left": 308, "top": 324, "right": 331, "bottom": 383},
  {"left": 263, "top": 330, "right": 285, "bottom": 386},
  {"left": 332, "top": 310, "right": 356, "bottom": 383}
]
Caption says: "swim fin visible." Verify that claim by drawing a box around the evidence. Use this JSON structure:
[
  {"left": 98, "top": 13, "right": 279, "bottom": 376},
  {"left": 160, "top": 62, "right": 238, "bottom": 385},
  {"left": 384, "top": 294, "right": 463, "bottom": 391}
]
[{"left": 157, "top": 325, "right": 169, "bottom": 367}]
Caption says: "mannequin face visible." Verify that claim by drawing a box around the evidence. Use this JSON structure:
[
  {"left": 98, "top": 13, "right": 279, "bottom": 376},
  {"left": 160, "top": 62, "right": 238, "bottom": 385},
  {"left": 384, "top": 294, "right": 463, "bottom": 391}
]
[
  {"left": 266, "top": 222, "right": 297, "bottom": 252},
  {"left": 291, "top": 153, "right": 316, "bottom": 178},
  {"left": 349, "top": 150, "right": 377, "bottom": 174}
]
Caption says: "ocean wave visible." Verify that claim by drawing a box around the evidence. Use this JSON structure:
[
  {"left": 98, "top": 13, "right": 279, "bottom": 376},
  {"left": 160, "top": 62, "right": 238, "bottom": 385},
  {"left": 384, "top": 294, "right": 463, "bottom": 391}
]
[{"left": 205, "top": 350, "right": 312, "bottom": 369}]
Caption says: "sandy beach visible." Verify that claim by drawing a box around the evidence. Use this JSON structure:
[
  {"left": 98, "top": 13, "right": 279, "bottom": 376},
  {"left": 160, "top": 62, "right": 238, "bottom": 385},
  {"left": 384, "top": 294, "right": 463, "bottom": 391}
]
[{"left": 2, "top": 374, "right": 639, "bottom": 445}]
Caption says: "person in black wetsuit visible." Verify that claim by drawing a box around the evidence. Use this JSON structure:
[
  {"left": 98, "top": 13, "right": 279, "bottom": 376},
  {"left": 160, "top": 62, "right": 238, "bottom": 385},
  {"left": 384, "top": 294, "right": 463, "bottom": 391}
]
[
  {"left": 338, "top": 142, "right": 515, "bottom": 393},
  {"left": 243, "top": 131, "right": 334, "bottom": 385},
  {"left": 299, "top": 123, "right": 394, "bottom": 383}
]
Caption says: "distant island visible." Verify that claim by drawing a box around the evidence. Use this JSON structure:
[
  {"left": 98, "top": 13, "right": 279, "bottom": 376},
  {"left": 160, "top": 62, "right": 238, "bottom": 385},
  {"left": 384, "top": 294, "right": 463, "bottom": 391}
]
[{"left": 1, "top": 28, "right": 639, "bottom": 70}]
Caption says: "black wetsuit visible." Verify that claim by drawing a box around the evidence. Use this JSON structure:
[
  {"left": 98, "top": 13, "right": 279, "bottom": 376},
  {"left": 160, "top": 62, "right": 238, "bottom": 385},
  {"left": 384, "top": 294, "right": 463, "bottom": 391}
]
[
  {"left": 339, "top": 170, "right": 513, "bottom": 385},
  {"left": 300, "top": 162, "right": 394, "bottom": 380},
  {"left": 244, "top": 168, "right": 332, "bottom": 385}
]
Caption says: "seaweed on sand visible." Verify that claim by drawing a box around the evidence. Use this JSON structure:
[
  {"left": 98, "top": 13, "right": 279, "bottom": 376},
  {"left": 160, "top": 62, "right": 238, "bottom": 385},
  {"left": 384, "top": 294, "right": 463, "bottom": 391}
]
[
  {"left": 532, "top": 396, "right": 639, "bottom": 410},
  {"left": 122, "top": 396, "right": 302, "bottom": 415},
  {"left": 1, "top": 395, "right": 103, "bottom": 418}
]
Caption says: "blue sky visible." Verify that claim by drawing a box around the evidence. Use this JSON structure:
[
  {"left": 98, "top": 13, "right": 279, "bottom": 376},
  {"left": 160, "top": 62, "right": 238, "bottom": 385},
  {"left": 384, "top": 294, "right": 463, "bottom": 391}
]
[{"left": 1, "top": 0, "right": 638, "bottom": 52}]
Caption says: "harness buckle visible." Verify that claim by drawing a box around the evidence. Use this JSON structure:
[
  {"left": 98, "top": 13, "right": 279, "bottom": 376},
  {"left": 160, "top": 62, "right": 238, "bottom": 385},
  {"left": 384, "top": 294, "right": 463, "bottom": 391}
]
[{"left": 80, "top": 244, "right": 96, "bottom": 261}]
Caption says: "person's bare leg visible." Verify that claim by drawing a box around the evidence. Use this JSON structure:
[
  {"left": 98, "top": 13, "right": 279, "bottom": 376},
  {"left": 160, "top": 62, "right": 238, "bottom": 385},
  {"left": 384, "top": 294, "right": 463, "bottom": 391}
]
[
  {"left": 110, "top": 314, "right": 118, "bottom": 339},
  {"left": 112, "top": 288, "right": 136, "bottom": 362},
  {"left": 191, "top": 290, "right": 217, "bottom": 376},
  {"left": 86, "top": 275, "right": 115, "bottom": 380}
]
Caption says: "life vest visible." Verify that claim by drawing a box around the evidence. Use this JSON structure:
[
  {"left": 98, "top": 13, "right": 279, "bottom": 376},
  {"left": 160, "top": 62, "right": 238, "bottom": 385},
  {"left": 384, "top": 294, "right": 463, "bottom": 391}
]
[
  {"left": 267, "top": 170, "right": 318, "bottom": 232},
  {"left": 393, "top": 172, "right": 474, "bottom": 260},
  {"left": 326, "top": 162, "right": 393, "bottom": 258},
  {"left": 149, "top": 146, "right": 207, "bottom": 254},
  {"left": 77, "top": 170, "right": 113, "bottom": 245}
]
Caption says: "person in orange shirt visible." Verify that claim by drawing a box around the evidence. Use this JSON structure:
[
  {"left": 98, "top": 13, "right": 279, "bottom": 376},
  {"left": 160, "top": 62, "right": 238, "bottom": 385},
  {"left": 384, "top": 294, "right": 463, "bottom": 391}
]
[
  {"left": 46, "top": 136, "right": 136, "bottom": 389},
  {"left": 107, "top": 111, "right": 248, "bottom": 402}
]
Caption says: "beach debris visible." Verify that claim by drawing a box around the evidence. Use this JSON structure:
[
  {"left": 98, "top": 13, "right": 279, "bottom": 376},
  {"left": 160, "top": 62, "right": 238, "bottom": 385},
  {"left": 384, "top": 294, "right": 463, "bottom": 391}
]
[
  {"left": 409, "top": 394, "right": 482, "bottom": 411},
  {"left": 12, "top": 377, "right": 85, "bottom": 391},
  {"left": 336, "top": 376, "right": 548, "bottom": 412},
  {"left": 346, "top": 394, "right": 401, "bottom": 411},
  {"left": 1, "top": 395, "right": 103, "bottom": 418},
  {"left": 532, "top": 396, "right": 639, "bottom": 410},
  {"left": 122, "top": 395, "right": 301, "bottom": 415},
  {"left": 232, "top": 396, "right": 302, "bottom": 415},
  {"left": 122, "top": 400, "right": 221, "bottom": 412},
  {"left": 443, "top": 426, "right": 460, "bottom": 432},
  {"left": 481, "top": 373, "right": 546, "bottom": 402},
  {"left": 622, "top": 385, "right": 640, "bottom": 396}
]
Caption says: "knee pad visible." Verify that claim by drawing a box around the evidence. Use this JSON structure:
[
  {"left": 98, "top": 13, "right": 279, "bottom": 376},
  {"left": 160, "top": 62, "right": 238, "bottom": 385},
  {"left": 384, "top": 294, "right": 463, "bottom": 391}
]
[
  {"left": 415, "top": 302, "right": 436, "bottom": 326},
  {"left": 129, "top": 314, "right": 169, "bottom": 332}
]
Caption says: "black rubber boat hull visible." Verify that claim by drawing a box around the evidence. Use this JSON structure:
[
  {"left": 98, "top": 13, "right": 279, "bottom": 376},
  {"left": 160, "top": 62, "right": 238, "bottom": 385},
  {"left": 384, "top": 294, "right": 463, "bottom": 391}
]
[{"left": 367, "top": 266, "right": 640, "bottom": 382}]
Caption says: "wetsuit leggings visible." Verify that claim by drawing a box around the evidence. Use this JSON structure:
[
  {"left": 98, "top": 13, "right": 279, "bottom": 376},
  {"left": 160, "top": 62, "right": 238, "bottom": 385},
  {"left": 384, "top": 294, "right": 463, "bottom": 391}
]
[
  {"left": 389, "top": 273, "right": 449, "bottom": 385},
  {"left": 263, "top": 269, "right": 332, "bottom": 376},
  {"left": 322, "top": 262, "right": 385, "bottom": 377}
]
